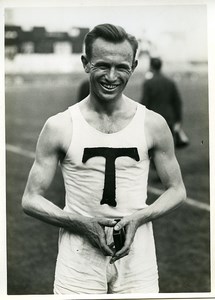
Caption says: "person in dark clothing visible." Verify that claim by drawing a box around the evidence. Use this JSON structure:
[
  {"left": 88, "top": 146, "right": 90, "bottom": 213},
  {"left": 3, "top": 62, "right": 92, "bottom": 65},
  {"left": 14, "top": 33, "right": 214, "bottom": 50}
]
[{"left": 141, "top": 57, "right": 189, "bottom": 147}]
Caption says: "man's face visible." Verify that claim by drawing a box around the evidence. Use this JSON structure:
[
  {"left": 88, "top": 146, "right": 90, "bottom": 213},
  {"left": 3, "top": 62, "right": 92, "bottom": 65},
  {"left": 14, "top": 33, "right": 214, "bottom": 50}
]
[{"left": 85, "top": 38, "right": 136, "bottom": 103}]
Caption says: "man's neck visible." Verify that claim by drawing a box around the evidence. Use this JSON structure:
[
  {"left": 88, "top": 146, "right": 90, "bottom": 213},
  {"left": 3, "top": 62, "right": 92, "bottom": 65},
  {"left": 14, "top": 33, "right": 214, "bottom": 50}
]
[
  {"left": 87, "top": 94, "right": 126, "bottom": 116},
  {"left": 79, "top": 94, "right": 137, "bottom": 134}
]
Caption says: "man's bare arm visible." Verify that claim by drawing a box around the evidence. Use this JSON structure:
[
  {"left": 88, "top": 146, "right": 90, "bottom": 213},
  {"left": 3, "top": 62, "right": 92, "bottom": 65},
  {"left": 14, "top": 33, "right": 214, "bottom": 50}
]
[
  {"left": 22, "top": 114, "right": 72, "bottom": 226},
  {"left": 111, "top": 111, "right": 186, "bottom": 262},
  {"left": 22, "top": 113, "right": 116, "bottom": 255}
]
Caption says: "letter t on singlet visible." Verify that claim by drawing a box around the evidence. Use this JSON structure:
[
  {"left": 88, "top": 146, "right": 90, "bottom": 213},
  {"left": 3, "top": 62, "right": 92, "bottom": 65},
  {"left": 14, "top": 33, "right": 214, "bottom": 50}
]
[{"left": 82, "top": 147, "right": 140, "bottom": 207}]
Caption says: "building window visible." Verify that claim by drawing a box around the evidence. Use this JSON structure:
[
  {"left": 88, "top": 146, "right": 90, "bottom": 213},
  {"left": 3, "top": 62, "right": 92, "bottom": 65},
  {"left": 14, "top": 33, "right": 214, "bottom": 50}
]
[
  {"left": 53, "top": 41, "right": 72, "bottom": 54},
  {"left": 5, "top": 45, "right": 18, "bottom": 60},
  {"left": 5, "top": 31, "right": 18, "bottom": 39},
  {"left": 21, "top": 42, "right": 34, "bottom": 54}
]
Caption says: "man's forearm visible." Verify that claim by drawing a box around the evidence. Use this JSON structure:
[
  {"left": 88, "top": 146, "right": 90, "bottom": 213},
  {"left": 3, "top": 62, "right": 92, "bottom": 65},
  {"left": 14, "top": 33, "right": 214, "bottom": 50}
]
[
  {"left": 22, "top": 194, "right": 82, "bottom": 231},
  {"left": 22, "top": 194, "right": 117, "bottom": 256},
  {"left": 136, "top": 185, "right": 186, "bottom": 226}
]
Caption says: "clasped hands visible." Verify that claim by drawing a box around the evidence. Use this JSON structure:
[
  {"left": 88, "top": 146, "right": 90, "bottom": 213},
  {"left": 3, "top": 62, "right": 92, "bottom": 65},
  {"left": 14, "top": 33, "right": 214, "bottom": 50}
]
[{"left": 75, "top": 213, "right": 142, "bottom": 264}]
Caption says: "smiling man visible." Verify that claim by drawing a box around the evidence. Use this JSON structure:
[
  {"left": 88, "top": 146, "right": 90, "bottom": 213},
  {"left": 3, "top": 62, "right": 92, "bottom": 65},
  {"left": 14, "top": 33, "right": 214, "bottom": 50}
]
[{"left": 22, "top": 24, "right": 186, "bottom": 294}]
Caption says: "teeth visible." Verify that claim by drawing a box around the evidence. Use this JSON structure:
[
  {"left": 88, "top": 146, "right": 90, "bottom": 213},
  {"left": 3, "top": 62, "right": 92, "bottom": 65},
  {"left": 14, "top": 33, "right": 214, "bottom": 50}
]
[{"left": 102, "top": 83, "right": 117, "bottom": 89}]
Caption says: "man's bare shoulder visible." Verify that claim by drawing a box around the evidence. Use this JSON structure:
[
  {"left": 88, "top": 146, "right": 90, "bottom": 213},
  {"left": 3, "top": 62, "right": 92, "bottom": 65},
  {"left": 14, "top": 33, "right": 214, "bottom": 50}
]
[
  {"left": 46, "top": 109, "right": 71, "bottom": 130},
  {"left": 145, "top": 108, "right": 167, "bottom": 130},
  {"left": 41, "top": 109, "right": 72, "bottom": 152}
]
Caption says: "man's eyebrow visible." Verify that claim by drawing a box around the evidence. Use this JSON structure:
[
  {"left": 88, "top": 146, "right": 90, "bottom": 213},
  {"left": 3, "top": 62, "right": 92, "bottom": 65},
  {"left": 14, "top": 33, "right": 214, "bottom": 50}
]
[
  {"left": 93, "top": 61, "right": 131, "bottom": 67},
  {"left": 117, "top": 63, "right": 131, "bottom": 68},
  {"left": 94, "top": 61, "right": 110, "bottom": 66}
]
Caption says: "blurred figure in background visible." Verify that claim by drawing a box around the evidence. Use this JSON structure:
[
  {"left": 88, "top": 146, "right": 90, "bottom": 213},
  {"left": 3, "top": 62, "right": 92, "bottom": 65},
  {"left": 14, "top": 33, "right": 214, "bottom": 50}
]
[
  {"left": 141, "top": 57, "right": 189, "bottom": 148},
  {"left": 77, "top": 78, "right": 89, "bottom": 101}
]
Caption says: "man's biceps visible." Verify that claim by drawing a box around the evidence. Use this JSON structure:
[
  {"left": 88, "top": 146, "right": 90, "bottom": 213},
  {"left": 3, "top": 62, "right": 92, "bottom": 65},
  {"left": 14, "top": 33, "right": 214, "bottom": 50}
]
[
  {"left": 158, "top": 154, "right": 178, "bottom": 169},
  {"left": 35, "top": 135, "right": 60, "bottom": 166},
  {"left": 35, "top": 138, "right": 60, "bottom": 162},
  {"left": 27, "top": 162, "right": 55, "bottom": 192},
  {"left": 36, "top": 120, "right": 62, "bottom": 160},
  {"left": 154, "top": 147, "right": 174, "bottom": 165},
  {"left": 160, "top": 159, "right": 182, "bottom": 184},
  {"left": 155, "top": 154, "right": 178, "bottom": 175}
]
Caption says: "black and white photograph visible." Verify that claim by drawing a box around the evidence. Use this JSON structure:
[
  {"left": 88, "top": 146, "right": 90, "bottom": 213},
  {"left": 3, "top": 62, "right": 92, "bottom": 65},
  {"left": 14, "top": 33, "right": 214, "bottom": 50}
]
[{"left": 1, "top": 0, "right": 215, "bottom": 299}]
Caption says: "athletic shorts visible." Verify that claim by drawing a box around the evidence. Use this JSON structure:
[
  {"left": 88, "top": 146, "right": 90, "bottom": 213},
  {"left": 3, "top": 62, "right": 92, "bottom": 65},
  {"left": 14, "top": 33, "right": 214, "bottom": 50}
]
[{"left": 53, "top": 222, "right": 159, "bottom": 294}]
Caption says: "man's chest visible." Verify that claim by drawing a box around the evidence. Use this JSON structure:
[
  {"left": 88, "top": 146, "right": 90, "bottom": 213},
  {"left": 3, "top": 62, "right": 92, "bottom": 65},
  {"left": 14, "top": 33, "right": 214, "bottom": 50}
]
[{"left": 86, "top": 112, "right": 134, "bottom": 134}]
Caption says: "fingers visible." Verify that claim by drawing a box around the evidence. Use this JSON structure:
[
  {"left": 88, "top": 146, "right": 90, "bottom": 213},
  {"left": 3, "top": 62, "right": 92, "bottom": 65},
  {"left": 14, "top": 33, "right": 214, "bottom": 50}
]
[
  {"left": 110, "top": 227, "right": 133, "bottom": 263},
  {"left": 110, "top": 243, "right": 130, "bottom": 264},
  {"left": 85, "top": 218, "right": 117, "bottom": 255},
  {"left": 99, "top": 234, "right": 114, "bottom": 256},
  {"left": 113, "top": 218, "right": 127, "bottom": 231},
  {"left": 92, "top": 217, "right": 136, "bottom": 258},
  {"left": 99, "top": 219, "right": 118, "bottom": 227},
  {"left": 110, "top": 218, "right": 136, "bottom": 263},
  {"left": 108, "top": 242, "right": 115, "bottom": 252}
]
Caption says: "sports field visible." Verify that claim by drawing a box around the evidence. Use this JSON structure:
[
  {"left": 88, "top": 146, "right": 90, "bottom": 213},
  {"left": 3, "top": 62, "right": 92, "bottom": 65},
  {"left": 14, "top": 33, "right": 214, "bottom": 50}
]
[{"left": 5, "top": 70, "right": 210, "bottom": 295}]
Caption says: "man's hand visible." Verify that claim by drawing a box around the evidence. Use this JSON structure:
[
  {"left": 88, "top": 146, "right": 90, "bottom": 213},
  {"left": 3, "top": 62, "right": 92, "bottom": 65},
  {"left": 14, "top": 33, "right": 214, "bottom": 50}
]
[
  {"left": 73, "top": 216, "right": 117, "bottom": 256},
  {"left": 110, "top": 213, "right": 142, "bottom": 264}
]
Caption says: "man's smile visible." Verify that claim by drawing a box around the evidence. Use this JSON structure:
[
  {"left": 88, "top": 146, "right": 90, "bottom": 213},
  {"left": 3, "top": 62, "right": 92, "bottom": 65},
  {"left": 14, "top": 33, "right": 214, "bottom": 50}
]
[{"left": 100, "top": 82, "right": 119, "bottom": 91}]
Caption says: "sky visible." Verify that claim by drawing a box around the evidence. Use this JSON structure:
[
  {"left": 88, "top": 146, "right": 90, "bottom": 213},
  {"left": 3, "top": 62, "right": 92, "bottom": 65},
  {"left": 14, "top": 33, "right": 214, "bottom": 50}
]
[{"left": 5, "top": 4, "right": 207, "bottom": 61}]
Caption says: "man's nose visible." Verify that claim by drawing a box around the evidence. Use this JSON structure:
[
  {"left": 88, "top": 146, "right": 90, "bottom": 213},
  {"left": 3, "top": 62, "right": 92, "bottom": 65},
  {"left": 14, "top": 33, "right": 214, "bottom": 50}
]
[{"left": 105, "top": 67, "right": 117, "bottom": 81}]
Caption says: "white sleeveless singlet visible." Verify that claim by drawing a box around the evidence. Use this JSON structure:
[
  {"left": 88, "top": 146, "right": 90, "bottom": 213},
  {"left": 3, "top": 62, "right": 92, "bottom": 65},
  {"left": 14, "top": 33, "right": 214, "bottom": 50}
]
[
  {"left": 54, "top": 102, "right": 159, "bottom": 294},
  {"left": 61, "top": 102, "right": 150, "bottom": 218}
]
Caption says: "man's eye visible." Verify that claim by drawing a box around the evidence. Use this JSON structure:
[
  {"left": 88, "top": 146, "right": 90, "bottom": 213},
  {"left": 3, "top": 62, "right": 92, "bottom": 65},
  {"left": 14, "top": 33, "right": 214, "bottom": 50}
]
[
  {"left": 118, "top": 67, "right": 131, "bottom": 73},
  {"left": 98, "top": 65, "right": 108, "bottom": 70},
  {"left": 119, "top": 67, "right": 128, "bottom": 71}
]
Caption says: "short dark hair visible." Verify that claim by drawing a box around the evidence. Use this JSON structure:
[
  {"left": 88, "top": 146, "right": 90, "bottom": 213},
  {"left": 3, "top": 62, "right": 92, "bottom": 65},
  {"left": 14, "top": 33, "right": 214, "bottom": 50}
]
[
  {"left": 84, "top": 23, "right": 138, "bottom": 61},
  {"left": 150, "top": 57, "right": 162, "bottom": 71}
]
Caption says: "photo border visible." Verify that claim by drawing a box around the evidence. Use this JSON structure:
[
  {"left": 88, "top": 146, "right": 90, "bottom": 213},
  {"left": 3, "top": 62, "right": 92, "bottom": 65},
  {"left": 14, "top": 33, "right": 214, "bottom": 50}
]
[{"left": 1, "top": 0, "right": 214, "bottom": 299}]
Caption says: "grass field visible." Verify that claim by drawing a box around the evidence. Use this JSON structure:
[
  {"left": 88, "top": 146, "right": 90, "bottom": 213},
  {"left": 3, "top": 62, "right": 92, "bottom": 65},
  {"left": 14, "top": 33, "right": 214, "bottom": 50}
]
[{"left": 5, "top": 70, "right": 210, "bottom": 295}]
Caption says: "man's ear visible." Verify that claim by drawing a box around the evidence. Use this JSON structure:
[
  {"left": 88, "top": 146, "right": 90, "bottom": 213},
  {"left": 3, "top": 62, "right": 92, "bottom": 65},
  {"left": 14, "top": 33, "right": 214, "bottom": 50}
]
[
  {"left": 132, "top": 60, "right": 138, "bottom": 71},
  {"left": 81, "top": 55, "right": 90, "bottom": 73}
]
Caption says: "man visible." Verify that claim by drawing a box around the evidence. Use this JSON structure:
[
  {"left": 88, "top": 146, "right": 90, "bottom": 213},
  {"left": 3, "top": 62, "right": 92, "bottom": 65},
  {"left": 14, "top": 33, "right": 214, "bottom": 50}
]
[
  {"left": 22, "top": 24, "right": 186, "bottom": 294},
  {"left": 141, "top": 57, "right": 189, "bottom": 147}
]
